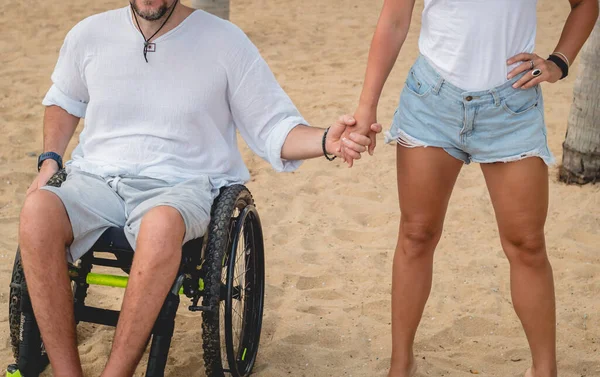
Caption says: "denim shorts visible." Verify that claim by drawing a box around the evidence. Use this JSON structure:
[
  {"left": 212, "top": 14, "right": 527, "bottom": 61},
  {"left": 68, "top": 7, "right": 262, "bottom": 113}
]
[{"left": 385, "top": 55, "right": 555, "bottom": 165}]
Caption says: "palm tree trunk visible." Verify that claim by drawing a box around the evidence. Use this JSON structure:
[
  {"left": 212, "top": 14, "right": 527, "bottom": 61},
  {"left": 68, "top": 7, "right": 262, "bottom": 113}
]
[
  {"left": 191, "top": 0, "right": 229, "bottom": 20},
  {"left": 559, "top": 8, "right": 600, "bottom": 184}
]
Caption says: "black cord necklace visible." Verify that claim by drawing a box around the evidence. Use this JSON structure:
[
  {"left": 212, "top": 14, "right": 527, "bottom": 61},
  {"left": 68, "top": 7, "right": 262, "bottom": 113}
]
[{"left": 131, "top": 0, "right": 178, "bottom": 63}]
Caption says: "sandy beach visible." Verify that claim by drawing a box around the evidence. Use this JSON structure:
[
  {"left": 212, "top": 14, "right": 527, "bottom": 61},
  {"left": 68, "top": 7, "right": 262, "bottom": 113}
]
[{"left": 0, "top": 0, "right": 599, "bottom": 376}]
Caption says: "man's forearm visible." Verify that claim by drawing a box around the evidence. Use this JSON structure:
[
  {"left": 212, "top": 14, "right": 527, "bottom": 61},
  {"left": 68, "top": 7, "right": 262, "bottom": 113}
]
[
  {"left": 280, "top": 125, "right": 327, "bottom": 161},
  {"left": 43, "top": 105, "right": 80, "bottom": 158}
]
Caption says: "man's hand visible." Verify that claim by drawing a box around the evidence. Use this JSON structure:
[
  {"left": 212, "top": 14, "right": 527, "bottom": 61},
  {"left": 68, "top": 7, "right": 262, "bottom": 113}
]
[
  {"left": 26, "top": 160, "right": 59, "bottom": 195},
  {"left": 339, "top": 106, "right": 378, "bottom": 167},
  {"left": 326, "top": 114, "right": 382, "bottom": 165}
]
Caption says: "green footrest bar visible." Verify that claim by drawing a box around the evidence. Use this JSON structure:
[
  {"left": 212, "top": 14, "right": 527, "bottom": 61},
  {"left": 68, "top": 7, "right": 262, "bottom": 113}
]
[
  {"left": 85, "top": 273, "right": 204, "bottom": 293},
  {"left": 87, "top": 273, "right": 129, "bottom": 288}
]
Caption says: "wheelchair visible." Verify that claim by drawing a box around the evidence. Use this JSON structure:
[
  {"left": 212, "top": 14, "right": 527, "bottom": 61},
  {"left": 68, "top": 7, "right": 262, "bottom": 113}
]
[{"left": 7, "top": 170, "right": 266, "bottom": 377}]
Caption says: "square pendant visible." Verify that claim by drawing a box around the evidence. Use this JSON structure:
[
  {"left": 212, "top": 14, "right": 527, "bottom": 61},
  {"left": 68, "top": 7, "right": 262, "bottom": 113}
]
[{"left": 145, "top": 43, "right": 156, "bottom": 52}]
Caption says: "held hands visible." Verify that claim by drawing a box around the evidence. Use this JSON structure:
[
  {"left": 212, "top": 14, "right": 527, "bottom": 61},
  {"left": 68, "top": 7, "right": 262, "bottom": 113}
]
[
  {"left": 26, "top": 160, "right": 59, "bottom": 195},
  {"left": 338, "top": 106, "right": 378, "bottom": 167},
  {"left": 326, "top": 114, "right": 382, "bottom": 166},
  {"left": 507, "top": 52, "right": 564, "bottom": 89}
]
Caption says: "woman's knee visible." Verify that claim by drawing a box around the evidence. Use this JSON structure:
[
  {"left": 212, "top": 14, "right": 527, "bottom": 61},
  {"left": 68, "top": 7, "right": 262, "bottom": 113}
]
[
  {"left": 398, "top": 220, "right": 443, "bottom": 258},
  {"left": 502, "top": 231, "right": 548, "bottom": 267}
]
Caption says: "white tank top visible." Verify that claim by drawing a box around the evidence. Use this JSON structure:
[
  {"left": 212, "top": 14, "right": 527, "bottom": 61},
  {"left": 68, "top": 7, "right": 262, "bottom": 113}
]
[{"left": 418, "top": 0, "right": 537, "bottom": 91}]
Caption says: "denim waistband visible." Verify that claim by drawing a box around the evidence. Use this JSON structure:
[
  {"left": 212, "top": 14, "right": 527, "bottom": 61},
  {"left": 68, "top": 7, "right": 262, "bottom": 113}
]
[{"left": 412, "top": 55, "right": 530, "bottom": 106}]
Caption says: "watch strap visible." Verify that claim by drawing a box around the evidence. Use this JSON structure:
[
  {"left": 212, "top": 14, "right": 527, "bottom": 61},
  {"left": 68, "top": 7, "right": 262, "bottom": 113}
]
[{"left": 37, "top": 152, "right": 63, "bottom": 171}]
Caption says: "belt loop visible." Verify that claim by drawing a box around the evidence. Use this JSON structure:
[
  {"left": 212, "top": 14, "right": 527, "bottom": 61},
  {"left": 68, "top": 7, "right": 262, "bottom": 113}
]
[
  {"left": 432, "top": 76, "right": 444, "bottom": 95},
  {"left": 490, "top": 89, "right": 500, "bottom": 107}
]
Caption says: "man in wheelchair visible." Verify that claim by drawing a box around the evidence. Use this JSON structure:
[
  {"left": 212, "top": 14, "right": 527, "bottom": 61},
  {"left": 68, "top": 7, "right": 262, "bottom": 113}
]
[{"left": 15, "top": 1, "right": 381, "bottom": 376}]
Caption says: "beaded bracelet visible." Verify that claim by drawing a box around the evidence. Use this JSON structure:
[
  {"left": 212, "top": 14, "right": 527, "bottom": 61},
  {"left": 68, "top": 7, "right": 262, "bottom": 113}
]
[{"left": 322, "top": 127, "right": 337, "bottom": 161}]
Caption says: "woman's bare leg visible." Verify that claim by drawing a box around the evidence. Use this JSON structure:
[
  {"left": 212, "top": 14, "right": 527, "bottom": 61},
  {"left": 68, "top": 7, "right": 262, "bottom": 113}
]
[
  {"left": 389, "top": 145, "right": 463, "bottom": 377},
  {"left": 480, "top": 158, "right": 556, "bottom": 377}
]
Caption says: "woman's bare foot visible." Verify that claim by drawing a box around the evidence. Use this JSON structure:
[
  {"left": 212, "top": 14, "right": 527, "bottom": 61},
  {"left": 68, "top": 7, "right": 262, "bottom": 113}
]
[
  {"left": 387, "top": 358, "right": 417, "bottom": 377},
  {"left": 525, "top": 365, "right": 558, "bottom": 377}
]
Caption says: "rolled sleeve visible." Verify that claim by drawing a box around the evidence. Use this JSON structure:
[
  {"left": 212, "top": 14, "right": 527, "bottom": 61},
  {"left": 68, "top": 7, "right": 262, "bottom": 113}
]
[
  {"left": 265, "top": 115, "right": 305, "bottom": 172},
  {"left": 42, "top": 84, "right": 87, "bottom": 118},
  {"left": 227, "top": 35, "right": 307, "bottom": 173},
  {"left": 42, "top": 26, "right": 89, "bottom": 118}
]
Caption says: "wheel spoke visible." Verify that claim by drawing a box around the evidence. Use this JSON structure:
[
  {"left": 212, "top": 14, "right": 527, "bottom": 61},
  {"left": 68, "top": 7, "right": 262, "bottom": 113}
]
[
  {"left": 231, "top": 305, "right": 244, "bottom": 322},
  {"left": 233, "top": 268, "right": 250, "bottom": 283}
]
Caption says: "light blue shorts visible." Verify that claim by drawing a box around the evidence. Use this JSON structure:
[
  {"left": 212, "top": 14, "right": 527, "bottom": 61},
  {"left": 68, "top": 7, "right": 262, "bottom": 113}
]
[
  {"left": 385, "top": 55, "right": 555, "bottom": 165},
  {"left": 41, "top": 166, "right": 218, "bottom": 263}
]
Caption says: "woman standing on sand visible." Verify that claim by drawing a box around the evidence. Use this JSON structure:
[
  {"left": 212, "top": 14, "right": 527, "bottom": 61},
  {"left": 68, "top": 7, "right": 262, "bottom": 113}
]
[{"left": 341, "top": 0, "right": 599, "bottom": 376}]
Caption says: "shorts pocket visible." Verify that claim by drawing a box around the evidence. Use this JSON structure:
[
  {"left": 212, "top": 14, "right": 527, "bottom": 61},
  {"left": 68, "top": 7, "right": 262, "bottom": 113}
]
[
  {"left": 404, "top": 69, "right": 433, "bottom": 98},
  {"left": 501, "top": 85, "right": 540, "bottom": 115}
]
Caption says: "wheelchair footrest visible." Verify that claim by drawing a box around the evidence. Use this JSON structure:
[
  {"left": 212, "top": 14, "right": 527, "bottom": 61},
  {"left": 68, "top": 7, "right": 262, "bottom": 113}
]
[{"left": 188, "top": 305, "right": 215, "bottom": 312}]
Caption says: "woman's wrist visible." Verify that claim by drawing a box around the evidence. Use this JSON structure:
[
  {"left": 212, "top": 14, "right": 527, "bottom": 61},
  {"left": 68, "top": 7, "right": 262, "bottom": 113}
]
[
  {"left": 357, "top": 101, "right": 378, "bottom": 113},
  {"left": 357, "top": 90, "right": 379, "bottom": 111},
  {"left": 355, "top": 102, "right": 378, "bottom": 124},
  {"left": 547, "top": 54, "right": 569, "bottom": 80},
  {"left": 551, "top": 51, "right": 570, "bottom": 67}
]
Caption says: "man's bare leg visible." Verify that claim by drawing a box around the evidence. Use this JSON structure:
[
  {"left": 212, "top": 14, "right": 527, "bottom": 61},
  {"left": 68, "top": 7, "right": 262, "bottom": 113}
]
[
  {"left": 102, "top": 206, "right": 184, "bottom": 377},
  {"left": 481, "top": 158, "right": 556, "bottom": 377},
  {"left": 19, "top": 190, "right": 82, "bottom": 377}
]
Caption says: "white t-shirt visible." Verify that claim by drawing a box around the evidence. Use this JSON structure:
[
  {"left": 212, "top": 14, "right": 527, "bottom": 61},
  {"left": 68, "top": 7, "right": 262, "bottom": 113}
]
[
  {"left": 418, "top": 0, "right": 537, "bottom": 91},
  {"left": 43, "top": 7, "right": 306, "bottom": 187}
]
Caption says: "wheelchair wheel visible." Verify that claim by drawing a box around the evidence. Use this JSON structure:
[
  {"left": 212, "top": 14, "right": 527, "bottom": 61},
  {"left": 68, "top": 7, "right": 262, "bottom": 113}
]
[
  {"left": 202, "top": 185, "right": 265, "bottom": 377},
  {"left": 8, "top": 169, "right": 66, "bottom": 375},
  {"left": 9, "top": 248, "right": 50, "bottom": 375}
]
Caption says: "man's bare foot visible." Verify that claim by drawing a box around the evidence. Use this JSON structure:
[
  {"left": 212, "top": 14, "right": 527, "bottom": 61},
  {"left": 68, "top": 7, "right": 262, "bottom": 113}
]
[{"left": 387, "top": 358, "right": 417, "bottom": 377}]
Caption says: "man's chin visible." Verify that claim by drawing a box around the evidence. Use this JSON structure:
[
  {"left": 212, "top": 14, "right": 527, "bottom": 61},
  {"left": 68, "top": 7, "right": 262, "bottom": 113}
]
[
  {"left": 132, "top": 1, "right": 169, "bottom": 21},
  {"left": 139, "top": 11, "right": 167, "bottom": 21}
]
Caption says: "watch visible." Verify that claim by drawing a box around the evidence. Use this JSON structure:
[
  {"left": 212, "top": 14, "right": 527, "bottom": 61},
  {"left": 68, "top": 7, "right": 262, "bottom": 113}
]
[{"left": 37, "top": 152, "right": 63, "bottom": 172}]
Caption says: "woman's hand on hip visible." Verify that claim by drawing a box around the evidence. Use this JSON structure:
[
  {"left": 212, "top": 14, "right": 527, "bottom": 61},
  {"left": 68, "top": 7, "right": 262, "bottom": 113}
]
[{"left": 507, "top": 52, "right": 563, "bottom": 89}]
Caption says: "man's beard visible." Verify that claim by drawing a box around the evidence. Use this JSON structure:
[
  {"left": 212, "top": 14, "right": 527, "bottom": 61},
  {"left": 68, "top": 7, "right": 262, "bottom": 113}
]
[{"left": 131, "top": 0, "right": 170, "bottom": 21}]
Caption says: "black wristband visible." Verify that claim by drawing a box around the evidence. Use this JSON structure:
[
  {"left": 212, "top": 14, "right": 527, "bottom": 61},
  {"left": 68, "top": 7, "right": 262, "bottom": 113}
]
[
  {"left": 322, "top": 127, "right": 336, "bottom": 161},
  {"left": 547, "top": 54, "right": 568, "bottom": 80}
]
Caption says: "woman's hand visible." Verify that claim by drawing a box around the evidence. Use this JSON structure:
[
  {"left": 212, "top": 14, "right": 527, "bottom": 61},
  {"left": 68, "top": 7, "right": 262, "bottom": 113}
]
[
  {"left": 338, "top": 107, "right": 379, "bottom": 167},
  {"left": 327, "top": 115, "right": 382, "bottom": 164},
  {"left": 507, "top": 53, "right": 564, "bottom": 89}
]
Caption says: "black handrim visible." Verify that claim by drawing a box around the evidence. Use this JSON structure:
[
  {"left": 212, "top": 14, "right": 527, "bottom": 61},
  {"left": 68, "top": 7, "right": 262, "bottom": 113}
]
[{"left": 222, "top": 205, "right": 265, "bottom": 376}]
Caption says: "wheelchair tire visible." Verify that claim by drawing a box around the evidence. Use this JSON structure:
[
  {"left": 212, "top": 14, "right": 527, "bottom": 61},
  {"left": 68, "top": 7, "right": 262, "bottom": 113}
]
[
  {"left": 202, "top": 185, "right": 265, "bottom": 377},
  {"left": 9, "top": 248, "right": 50, "bottom": 374},
  {"left": 8, "top": 169, "right": 66, "bottom": 374}
]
